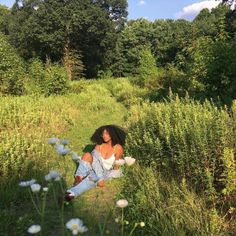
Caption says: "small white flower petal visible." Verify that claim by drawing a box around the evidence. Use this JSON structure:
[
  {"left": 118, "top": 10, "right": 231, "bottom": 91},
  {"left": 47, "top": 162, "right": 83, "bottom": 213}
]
[
  {"left": 54, "top": 176, "right": 61, "bottom": 181},
  {"left": 71, "top": 152, "right": 81, "bottom": 162},
  {"left": 27, "top": 224, "right": 41, "bottom": 234},
  {"left": 45, "top": 174, "right": 52, "bottom": 181},
  {"left": 115, "top": 159, "right": 126, "bottom": 166},
  {"left": 19, "top": 181, "right": 28, "bottom": 187},
  {"left": 43, "top": 187, "right": 48, "bottom": 192},
  {"left": 49, "top": 170, "right": 60, "bottom": 179},
  {"left": 116, "top": 199, "right": 128, "bottom": 208},
  {"left": 19, "top": 179, "right": 36, "bottom": 187},
  {"left": 66, "top": 218, "right": 88, "bottom": 234},
  {"left": 140, "top": 222, "right": 145, "bottom": 227},
  {"left": 48, "top": 137, "right": 59, "bottom": 145},
  {"left": 72, "top": 229, "right": 78, "bottom": 235},
  {"left": 124, "top": 156, "right": 136, "bottom": 166},
  {"left": 30, "top": 184, "right": 41, "bottom": 192}
]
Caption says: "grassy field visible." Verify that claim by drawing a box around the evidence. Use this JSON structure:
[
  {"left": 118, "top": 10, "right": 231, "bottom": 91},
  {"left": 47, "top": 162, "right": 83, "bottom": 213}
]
[
  {"left": 0, "top": 78, "right": 235, "bottom": 235},
  {"left": 0, "top": 79, "right": 129, "bottom": 235}
]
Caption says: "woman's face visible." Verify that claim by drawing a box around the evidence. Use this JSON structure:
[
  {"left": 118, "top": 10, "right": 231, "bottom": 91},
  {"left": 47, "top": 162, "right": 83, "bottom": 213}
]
[{"left": 102, "top": 129, "right": 111, "bottom": 143}]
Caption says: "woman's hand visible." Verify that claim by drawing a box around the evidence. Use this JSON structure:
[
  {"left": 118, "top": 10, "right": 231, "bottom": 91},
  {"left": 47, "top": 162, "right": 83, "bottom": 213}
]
[{"left": 97, "top": 180, "right": 105, "bottom": 188}]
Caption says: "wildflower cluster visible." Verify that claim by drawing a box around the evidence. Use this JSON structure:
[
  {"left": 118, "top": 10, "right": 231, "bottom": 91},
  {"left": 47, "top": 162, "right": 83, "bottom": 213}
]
[
  {"left": 48, "top": 137, "right": 81, "bottom": 163},
  {"left": 115, "top": 198, "right": 145, "bottom": 236}
]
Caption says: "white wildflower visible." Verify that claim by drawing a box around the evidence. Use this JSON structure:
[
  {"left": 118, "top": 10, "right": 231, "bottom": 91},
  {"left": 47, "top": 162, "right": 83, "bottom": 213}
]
[
  {"left": 27, "top": 224, "right": 41, "bottom": 234},
  {"left": 66, "top": 218, "right": 88, "bottom": 235},
  {"left": 140, "top": 222, "right": 145, "bottom": 227},
  {"left": 55, "top": 144, "right": 70, "bottom": 156},
  {"left": 124, "top": 156, "right": 136, "bottom": 166},
  {"left": 114, "top": 159, "right": 126, "bottom": 166},
  {"left": 61, "top": 139, "right": 70, "bottom": 145},
  {"left": 30, "top": 184, "right": 41, "bottom": 193},
  {"left": 54, "top": 176, "right": 61, "bottom": 181},
  {"left": 116, "top": 199, "right": 128, "bottom": 208},
  {"left": 71, "top": 152, "right": 81, "bottom": 162},
  {"left": 48, "top": 137, "right": 59, "bottom": 145},
  {"left": 19, "top": 179, "right": 36, "bottom": 187},
  {"left": 49, "top": 170, "right": 60, "bottom": 179},
  {"left": 45, "top": 170, "right": 61, "bottom": 181},
  {"left": 44, "top": 174, "right": 52, "bottom": 181}
]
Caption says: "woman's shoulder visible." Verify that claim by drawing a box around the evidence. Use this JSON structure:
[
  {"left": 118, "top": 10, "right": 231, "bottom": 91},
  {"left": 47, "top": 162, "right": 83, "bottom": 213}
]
[{"left": 114, "top": 144, "right": 123, "bottom": 152}]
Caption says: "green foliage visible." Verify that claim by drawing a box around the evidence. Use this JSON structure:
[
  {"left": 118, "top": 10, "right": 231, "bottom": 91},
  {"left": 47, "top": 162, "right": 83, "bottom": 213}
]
[
  {"left": 125, "top": 95, "right": 236, "bottom": 195},
  {"left": 113, "top": 19, "right": 154, "bottom": 76},
  {"left": 44, "top": 63, "right": 69, "bottom": 96},
  {"left": 152, "top": 19, "right": 192, "bottom": 66},
  {"left": 63, "top": 49, "right": 85, "bottom": 80},
  {"left": 107, "top": 78, "right": 148, "bottom": 108},
  {"left": 121, "top": 164, "right": 226, "bottom": 235},
  {"left": 0, "top": 90, "right": 126, "bottom": 234},
  {"left": 193, "top": 5, "right": 231, "bottom": 39},
  {"left": 25, "top": 58, "right": 45, "bottom": 94},
  {"left": 136, "top": 46, "right": 158, "bottom": 78},
  {"left": 186, "top": 37, "right": 236, "bottom": 102},
  {"left": 26, "top": 59, "right": 70, "bottom": 96},
  {"left": 159, "top": 64, "right": 191, "bottom": 98},
  {"left": 8, "top": 0, "right": 128, "bottom": 78},
  {"left": 0, "top": 33, "right": 25, "bottom": 95},
  {"left": 0, "top": 4, "right": 10, "bottom": 34},
  {"left": 97, "top": 70, "right": 113, "bottom": 80}
]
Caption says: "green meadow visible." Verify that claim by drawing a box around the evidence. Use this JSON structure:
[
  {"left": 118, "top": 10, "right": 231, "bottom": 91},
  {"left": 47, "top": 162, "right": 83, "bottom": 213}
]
[{"left": 0, "top": 78, "right": 235, "bottom": 235}]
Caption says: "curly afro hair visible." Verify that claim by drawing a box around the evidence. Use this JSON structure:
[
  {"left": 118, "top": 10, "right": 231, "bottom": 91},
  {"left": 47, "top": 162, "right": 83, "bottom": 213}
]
[{"left": 90, "top": 124, "right": 126, "bottom": 146}]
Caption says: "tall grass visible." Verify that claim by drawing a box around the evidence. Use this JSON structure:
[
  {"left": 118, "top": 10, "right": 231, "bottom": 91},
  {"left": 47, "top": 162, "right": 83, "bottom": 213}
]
[
  {"left": 121, "top": 164, "right": 228, "bottom": 236},
  {"left": 125, "top": 94, "right": 236, "bottom": 196},
  {"left": 0, "top": 85, "right": 127, "bottom": 235},
  {"left": 70, "top": 77, "right": 148, "bottom": 108},
  {"left": 1, "top": 78, "right": 235, "bottom": 235}
]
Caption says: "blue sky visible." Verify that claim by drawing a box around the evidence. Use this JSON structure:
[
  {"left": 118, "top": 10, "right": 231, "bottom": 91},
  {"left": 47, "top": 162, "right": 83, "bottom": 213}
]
[{"left": 0, "top": 0, "right": 223, "bottom": 21}]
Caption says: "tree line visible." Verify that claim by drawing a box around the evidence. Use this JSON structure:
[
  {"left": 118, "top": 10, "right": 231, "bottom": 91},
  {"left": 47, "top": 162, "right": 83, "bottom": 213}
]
[{"left": 0, "top": 0, "right": 236, "bottom": 103}]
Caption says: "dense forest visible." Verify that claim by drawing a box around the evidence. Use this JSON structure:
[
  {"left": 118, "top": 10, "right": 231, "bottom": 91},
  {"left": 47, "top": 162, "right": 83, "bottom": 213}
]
[{"left": 0, "top": 0, "right": 236, "bottom": 103}]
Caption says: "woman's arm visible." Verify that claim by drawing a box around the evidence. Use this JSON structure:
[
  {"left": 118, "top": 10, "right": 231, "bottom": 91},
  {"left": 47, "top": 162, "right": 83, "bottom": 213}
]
[{"left": 114, "top": 144, "right": 124, "bottom": 170}]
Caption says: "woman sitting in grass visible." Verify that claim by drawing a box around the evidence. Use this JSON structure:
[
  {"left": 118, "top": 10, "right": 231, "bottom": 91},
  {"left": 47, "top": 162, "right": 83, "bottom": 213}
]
[{"left": 65, "top": 124, "right": 126, "bottom": 202}]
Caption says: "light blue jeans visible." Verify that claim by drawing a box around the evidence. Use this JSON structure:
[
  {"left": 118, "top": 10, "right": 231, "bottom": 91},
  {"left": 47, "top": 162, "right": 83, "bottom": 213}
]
[{"left": 67, "top": 149, "right": 122, "bottom": 197}]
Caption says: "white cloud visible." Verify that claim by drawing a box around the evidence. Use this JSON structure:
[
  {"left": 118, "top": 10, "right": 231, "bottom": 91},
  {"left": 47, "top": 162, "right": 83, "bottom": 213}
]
[
  {"left": 175, "top": 0, "right": 222, "bottom": 20},
  {"left": 138, "top": 0, "right": 146, "bottom": 6}
]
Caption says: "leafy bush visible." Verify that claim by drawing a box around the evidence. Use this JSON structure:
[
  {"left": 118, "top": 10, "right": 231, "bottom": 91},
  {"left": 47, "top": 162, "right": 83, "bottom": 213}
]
[
  {"left": 26, "top": 60, "right": 70, "bottom": 96},
  {"left": 136, "top": 46, "right": 158, "bottom": 79},
  {"left": 125, "top": 95, "right": 236, "bottom": 195},
  {"left": 25, "top": 58, "right": 45, "bottom": 95},
  {"left": 0, "top": 33, "right": 25, "bottom": 95},
  {"left": 44, "top": 64, "right": 69, "bottom": 96}
]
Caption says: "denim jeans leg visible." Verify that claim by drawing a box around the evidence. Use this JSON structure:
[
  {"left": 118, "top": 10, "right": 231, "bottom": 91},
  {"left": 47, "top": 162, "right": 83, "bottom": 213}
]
[
  {"left": 67, "top": 176, "right": 97, "bottom": 197},
  {"left": 91, "top": 155, "right": 106, "bottom": 181},
  {"left": 75, "top": 160, "right": 92, "bottom": 177}
]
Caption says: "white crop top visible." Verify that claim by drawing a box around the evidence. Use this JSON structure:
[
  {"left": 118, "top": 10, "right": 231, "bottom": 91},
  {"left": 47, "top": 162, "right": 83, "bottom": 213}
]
[
  {"left": 101, "top": 154, "right": 115, "bottom": 170},
  {"left": 98, "top": 144, "right": 117, "bottom": 170}
]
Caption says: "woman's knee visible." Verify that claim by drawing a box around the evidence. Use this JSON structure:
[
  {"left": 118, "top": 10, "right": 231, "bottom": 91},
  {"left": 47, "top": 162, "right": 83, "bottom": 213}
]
[{"left": 82, "top": 152, "right": 93, "bottom": 164}]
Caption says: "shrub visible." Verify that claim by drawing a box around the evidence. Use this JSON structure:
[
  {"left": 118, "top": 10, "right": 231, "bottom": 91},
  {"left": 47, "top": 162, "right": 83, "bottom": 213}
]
[
  {"left": 125, "top": 95, "right": 236, "bottom": 195},
  {"left": 0, "top": 33, "right": 25, "bottom": 95},
  {"left": 44, "top": 64, "right": 69, "bottom": 96},
  {"left": 25, "top": 58, "right": 45, "bottom": 95}
]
